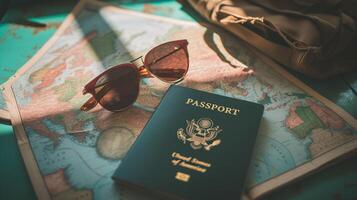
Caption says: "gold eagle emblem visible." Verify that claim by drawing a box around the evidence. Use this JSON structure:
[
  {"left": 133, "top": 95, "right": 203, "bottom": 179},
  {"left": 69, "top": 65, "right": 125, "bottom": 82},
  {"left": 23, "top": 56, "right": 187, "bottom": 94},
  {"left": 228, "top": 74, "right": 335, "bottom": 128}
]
[{"left": 177, "top": 118, "right": 222, "bottom": 151}]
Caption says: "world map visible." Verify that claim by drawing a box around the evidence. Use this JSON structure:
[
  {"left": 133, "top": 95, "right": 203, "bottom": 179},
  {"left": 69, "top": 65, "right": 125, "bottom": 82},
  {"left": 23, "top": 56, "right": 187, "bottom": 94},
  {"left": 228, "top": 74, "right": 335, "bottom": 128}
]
[{"left": 6, "top": 1, "right": 356, "bottom": 199}]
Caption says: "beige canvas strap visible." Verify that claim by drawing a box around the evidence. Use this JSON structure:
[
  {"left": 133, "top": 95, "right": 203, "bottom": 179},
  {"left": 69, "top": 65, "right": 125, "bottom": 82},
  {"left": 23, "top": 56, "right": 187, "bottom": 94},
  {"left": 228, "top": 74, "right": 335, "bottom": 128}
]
[{"left": 210, "top": 1, "right": 294, "bottom": 67}]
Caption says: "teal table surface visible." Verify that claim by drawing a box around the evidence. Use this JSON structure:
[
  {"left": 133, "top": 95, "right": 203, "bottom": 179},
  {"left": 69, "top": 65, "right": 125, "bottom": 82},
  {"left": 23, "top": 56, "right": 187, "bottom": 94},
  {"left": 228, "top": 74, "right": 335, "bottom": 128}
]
[{"left": 0, "top": 1, "right": 356, "bottom": 200}]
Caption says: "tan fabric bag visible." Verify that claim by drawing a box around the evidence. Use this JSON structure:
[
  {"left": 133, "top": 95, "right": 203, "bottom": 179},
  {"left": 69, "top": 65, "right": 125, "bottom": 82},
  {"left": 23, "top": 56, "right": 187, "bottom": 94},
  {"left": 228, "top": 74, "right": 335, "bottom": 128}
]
[{"left": 186, "top": 0, "right": 357, "bottom": 79}]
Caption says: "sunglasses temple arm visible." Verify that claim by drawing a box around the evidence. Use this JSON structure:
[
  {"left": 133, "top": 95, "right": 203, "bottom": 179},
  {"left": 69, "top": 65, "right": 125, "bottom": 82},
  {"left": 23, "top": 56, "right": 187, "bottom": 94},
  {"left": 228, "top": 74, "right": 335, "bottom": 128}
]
[
  {"left": 88, "top": 67, "right": 153, "bottom": 92},
  {"left": 81, "top": 83, "right": 114, "bottom": 111},
  {"left": 80, "top": 96, "right": 98, "bottom": 111},
  {"left": 145, "top": 44, "right": 186, "bottom": 68}
]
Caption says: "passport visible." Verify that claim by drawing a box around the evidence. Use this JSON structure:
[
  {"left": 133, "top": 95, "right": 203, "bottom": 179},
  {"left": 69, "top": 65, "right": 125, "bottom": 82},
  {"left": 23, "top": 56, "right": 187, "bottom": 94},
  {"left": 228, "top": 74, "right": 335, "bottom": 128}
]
[{"left": 113, "top": 85, "right": 264, "bottom": 200}]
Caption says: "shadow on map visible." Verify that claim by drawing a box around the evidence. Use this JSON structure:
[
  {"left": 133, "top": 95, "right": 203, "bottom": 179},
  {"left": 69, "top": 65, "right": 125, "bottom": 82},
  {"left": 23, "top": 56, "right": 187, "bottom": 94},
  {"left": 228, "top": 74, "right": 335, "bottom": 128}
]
[{"left": 178, "top": 0, "right": 257, "bottom": 70}]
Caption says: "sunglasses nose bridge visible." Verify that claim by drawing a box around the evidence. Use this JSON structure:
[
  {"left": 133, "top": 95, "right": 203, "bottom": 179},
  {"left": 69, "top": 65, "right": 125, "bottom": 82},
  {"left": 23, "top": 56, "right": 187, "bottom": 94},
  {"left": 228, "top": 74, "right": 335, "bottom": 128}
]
[
  {"left": 131, "top": 56, "right": 153, "bottom": 78},
  {"left": 130, "top": 56, "right": 144, "bottom": 68},
  {"left": 138, "top": 66, "right": 152, "bottom": 78}
]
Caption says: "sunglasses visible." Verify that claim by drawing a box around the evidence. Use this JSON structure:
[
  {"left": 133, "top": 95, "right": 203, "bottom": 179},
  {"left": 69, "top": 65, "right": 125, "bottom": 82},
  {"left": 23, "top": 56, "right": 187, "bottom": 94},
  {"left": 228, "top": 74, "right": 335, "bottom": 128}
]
[{"left": 80, "top": 39, "right": 189, "bottom": 112}]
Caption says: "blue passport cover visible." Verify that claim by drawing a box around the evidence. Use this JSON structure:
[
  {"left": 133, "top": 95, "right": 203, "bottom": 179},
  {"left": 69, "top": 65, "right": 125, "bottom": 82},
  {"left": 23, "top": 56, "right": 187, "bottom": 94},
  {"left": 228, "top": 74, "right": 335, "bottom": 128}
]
[{"left": 113, "top": 85, "right": 264, "bottom": 199}]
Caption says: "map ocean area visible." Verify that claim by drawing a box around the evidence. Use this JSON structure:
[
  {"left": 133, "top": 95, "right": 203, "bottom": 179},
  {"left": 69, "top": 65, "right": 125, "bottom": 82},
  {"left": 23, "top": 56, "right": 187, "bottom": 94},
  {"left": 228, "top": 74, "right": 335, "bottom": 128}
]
[{"left": 4, "top": 0, "right": 356, "bottom": 199}]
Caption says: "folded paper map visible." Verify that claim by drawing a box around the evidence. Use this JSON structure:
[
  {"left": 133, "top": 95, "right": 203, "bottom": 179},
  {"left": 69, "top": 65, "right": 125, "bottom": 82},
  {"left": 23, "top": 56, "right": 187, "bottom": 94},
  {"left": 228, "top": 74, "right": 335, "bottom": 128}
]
[
  {"left": 0, "top": 85, "right": 10, "bottom": 120},
  {"left": 4, "top": 0, "right": 357, "bottom": 199}
]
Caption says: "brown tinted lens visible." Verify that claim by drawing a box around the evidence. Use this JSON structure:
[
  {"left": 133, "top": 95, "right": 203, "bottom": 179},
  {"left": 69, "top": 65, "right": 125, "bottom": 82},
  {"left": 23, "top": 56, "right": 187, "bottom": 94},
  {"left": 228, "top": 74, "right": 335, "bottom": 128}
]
[
  {"left": 94, "top": 64, "right": 139, "bottom": 111},
  {"left": 145, "top": 41, "right": 188, "bottom": 82}
]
